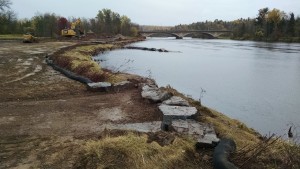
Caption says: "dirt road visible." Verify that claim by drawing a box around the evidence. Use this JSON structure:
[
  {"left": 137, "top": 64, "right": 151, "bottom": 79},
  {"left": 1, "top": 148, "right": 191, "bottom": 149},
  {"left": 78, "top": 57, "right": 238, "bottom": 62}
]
[{"left": 0, "top": 41, "right": 160, "bottom": 168}]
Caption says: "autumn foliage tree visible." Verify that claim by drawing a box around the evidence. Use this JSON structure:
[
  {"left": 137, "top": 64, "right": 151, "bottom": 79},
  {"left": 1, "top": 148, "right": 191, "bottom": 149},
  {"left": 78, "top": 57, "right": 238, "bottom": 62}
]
[{"left": 57, "top": 17, "right": 68, "bottom": 33}]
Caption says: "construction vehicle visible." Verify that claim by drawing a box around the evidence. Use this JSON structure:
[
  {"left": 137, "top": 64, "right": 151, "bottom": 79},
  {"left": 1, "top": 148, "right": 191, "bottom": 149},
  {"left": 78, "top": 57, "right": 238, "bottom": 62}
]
[
  {"left": 23, "top": 32, "right": 38, "bottom": 43},
  {"left": 61, "top": 19, "right": 84, "bottom": 38}
]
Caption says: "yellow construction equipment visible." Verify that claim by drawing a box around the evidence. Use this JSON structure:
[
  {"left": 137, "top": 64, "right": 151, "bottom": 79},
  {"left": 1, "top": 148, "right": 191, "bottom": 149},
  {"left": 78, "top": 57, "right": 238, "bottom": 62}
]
[
  {"left": 23, "top": 32, "right": 38, "bottom": 43},
  {"left": 61, "top": 19, "right": 84, "bottom": 37}
]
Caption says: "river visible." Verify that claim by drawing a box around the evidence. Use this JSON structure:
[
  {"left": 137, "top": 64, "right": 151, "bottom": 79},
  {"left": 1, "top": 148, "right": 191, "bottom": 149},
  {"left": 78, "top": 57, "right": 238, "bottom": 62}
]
[{"left": 96, "top": 37, "right": 300, "bottom": 137}]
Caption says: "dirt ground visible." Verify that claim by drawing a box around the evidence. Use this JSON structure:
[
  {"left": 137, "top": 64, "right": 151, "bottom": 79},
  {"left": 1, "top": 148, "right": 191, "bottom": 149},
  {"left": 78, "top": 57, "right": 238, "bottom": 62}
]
[{"left": 0, "top": 41, "right": 160, "bottom": 168}]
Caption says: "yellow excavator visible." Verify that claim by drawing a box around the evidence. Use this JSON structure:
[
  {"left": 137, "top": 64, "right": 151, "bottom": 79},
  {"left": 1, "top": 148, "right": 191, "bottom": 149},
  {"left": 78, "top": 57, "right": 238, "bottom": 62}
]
[
  {"left": 61, "top": 19, "right": 84, "bottom": 38},
  {"left": 23, "top": 32, "right": 38, "bottom": 43}
]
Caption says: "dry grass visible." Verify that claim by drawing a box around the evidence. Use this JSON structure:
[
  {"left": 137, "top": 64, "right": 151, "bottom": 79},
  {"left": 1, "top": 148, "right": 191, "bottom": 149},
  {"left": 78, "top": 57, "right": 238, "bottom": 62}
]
[
  {"left": 52, "top": 44, "right": 126, "bottom": 83},
  {"left": 76, "top": 132, "right": 212, "bottom": 169}
]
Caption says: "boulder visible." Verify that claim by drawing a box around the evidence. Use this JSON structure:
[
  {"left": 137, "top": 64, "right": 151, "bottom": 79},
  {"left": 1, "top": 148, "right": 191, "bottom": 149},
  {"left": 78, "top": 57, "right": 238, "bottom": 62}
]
[
  {"left": 158, "top": 48, "right": 168, "bottom": 52},
  {"left": 163, "top": 96, "right": 190, "bottom": 106}
]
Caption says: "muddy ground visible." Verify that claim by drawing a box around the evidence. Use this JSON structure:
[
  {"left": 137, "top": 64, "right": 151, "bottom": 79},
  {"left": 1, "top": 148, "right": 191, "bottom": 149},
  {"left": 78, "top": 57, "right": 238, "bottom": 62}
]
[{"left": 0, "top": 41, "right": 161, "bottom": 168}]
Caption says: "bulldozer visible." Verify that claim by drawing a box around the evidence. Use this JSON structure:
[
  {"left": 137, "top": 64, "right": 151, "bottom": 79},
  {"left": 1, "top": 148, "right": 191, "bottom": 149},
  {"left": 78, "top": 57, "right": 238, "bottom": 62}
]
[
  {"left": 61, "top": 19, "right": 84, "bottom": 38},
  {"left": 23, "top": 32, "right": 38, "bottom": 43}
]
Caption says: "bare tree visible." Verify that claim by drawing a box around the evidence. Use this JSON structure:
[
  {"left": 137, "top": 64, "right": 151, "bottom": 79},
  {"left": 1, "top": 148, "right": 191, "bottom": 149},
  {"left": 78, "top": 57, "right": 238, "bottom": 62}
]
[{"left": 0, "top": 0, "right": 11, "bottom": 11}]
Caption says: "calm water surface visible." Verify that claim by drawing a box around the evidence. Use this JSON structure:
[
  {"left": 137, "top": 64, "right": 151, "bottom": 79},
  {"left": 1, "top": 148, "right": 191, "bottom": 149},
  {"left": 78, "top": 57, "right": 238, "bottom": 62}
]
[{"left": 96, "top": 38, "right": 300, "bottom": 137}]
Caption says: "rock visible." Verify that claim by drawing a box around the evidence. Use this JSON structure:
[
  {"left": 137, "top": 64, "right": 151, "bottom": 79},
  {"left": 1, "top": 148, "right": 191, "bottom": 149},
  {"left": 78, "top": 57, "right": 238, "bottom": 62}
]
[
  {"left": 163, "top": 96, "right": 190, "bottom": 106},
  {"left": 141, "top": 85, "right": 171, "bottom": 102},
  {"left": 158, "top": 48, "right": 168, "bottom": 52},
  {"left": 87, "top": 82, "right": 111, "bottom": 92},
  {"left": 142, "top": 84, "right": 158, "bottom": 91}
]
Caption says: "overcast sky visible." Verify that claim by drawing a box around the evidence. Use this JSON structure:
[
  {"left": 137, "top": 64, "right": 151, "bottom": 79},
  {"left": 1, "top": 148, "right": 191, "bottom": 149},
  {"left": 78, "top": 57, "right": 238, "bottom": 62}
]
[{"left": 10, "top": 0, "right": 300, "bottom": 26}]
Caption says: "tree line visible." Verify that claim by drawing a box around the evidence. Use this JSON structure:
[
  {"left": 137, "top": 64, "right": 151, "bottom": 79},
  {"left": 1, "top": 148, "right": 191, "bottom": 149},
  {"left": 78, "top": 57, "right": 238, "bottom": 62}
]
[
  {"left": 0, "top": 0, "right": 138, "bottom": 37},
  {"left": 173, "top": 8, "right": 300, "bottom": 41}
]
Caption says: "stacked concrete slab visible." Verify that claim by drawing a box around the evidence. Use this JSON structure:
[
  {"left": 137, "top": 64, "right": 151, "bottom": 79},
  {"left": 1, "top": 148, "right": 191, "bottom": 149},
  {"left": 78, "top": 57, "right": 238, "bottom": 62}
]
[{"left": 141, "top": 83, "right": 220, "bottom": 147}]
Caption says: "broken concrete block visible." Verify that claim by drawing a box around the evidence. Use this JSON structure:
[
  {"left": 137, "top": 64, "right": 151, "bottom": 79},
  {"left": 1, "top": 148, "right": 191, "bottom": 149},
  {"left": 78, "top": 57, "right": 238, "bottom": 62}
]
[
  {"left": 171, "top": 119, "right": 189, "bottom": 133},
  {"left": 171, "top": 119, "right": 220, "bottom": 148},
  {"left": 159, "top": 104, "right": 197, "bottom": 131},
  {"left": 196, "top": 124, "right": 220, "bottom": 148},
  {"left": 141, "top": 85, "right": 171, "bottom": 102},
  {"left": 87, "top": 82, "right": 111, "bottom": 92},
  {"left": 163, "top": 96, "right": 190, "bottom": 106}
]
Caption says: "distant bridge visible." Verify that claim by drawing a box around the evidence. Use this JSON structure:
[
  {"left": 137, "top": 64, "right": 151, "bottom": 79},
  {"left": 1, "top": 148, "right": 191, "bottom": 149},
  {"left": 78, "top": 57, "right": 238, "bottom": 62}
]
[{"left": 139, "top": 30, "right": 232, "bottom": 39}]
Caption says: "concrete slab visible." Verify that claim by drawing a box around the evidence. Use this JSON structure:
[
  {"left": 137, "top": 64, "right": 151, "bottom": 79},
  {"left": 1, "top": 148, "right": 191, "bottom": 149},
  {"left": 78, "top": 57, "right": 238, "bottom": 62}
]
[
  {"left": 87, "top": 82, "right": 111, "bottom": 91},
  {"left": 105, "top": 121, "right": 162, "bottom": 133},
  {"left": 158, "top": 104, "right": 197, "bottom": 117},
  {"left": 163, "top": 96, "right": 190, "bottom": 106},
  {"left": 87, "top": 82, "right": 111, "bottom": 88},
  {"left": 171, "top": 119, "right": 220, "bottom": 147}
]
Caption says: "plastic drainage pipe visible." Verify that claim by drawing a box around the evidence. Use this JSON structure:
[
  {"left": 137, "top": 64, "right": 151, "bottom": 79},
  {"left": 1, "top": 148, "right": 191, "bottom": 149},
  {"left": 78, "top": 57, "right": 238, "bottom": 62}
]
[
  {"left": 46, "top": 57, "right": 93, "bottom": 84},
  {"left": 213, "top": 138, "right": 239, "bottom": 169}
]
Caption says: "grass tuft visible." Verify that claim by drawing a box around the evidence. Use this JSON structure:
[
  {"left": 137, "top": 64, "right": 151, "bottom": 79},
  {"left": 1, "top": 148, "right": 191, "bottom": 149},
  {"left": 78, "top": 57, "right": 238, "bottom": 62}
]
[
  {"left": 52, "top": 43, "right": 127, "bottom": 83},
  {"left": 77, "top": 132, "right": 211, "bottom": 169}
]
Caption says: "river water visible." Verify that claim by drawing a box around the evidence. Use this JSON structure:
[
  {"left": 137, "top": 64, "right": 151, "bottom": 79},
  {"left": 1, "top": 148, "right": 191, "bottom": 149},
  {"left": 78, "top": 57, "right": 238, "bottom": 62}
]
[{"left": 96, "top": 37, "right": 300, "bottom": 137}]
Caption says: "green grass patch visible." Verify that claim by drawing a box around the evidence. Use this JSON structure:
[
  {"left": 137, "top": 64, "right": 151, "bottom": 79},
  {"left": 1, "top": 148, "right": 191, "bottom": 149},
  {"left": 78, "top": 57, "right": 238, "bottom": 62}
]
[{"left": 0, "top": 34, "right": 23, "bottom": 40}]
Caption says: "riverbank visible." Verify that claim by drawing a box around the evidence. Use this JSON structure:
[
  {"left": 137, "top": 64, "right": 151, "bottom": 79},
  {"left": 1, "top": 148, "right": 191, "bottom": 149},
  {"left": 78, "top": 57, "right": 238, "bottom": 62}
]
[
  {"left": 0, "top": 38, "right": 299, "bottom": 168},
  {"left": 228, "top": 36, "right": 300, "bottom": 43}
]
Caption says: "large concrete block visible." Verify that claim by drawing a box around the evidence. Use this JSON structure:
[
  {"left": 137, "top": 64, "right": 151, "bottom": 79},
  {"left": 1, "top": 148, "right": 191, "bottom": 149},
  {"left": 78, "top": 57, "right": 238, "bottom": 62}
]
[{"left": 163, "top": 96, "right": 190, "bottom": 106}]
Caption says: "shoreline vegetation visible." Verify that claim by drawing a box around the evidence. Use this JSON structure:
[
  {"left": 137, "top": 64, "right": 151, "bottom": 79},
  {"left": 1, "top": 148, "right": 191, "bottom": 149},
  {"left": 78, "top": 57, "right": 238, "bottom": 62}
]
[{"left": 48, "top": 37, "right": 300, "bottom": 168}]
